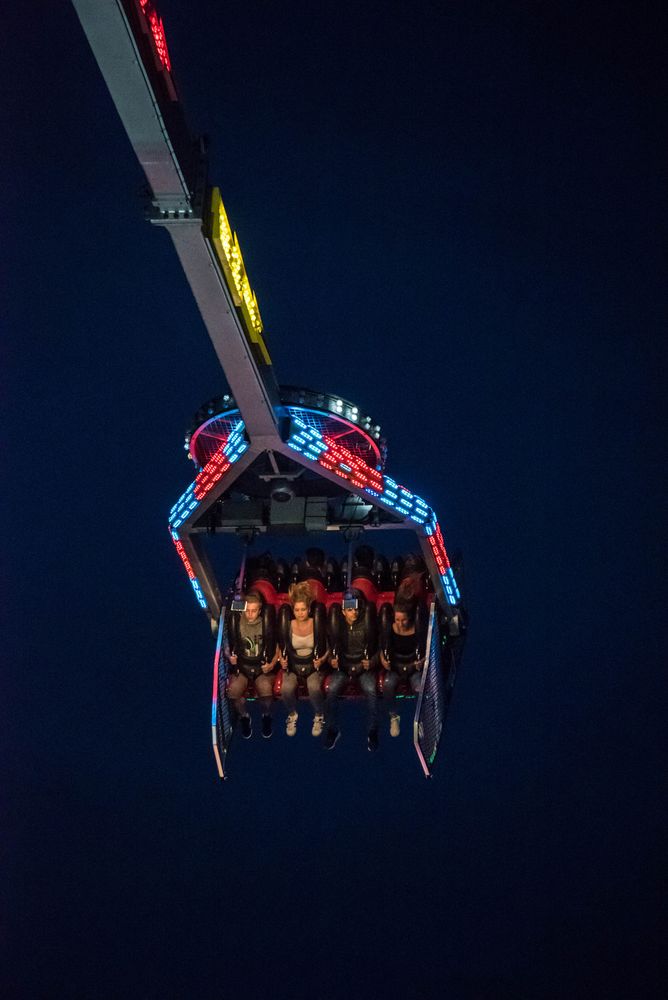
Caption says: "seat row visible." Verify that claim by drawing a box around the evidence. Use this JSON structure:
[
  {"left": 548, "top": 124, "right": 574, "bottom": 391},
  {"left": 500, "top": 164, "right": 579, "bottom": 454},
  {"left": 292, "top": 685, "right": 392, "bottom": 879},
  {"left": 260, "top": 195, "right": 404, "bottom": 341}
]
[{"left": 239, "top": 546, "right": 429, "bottom": 597}]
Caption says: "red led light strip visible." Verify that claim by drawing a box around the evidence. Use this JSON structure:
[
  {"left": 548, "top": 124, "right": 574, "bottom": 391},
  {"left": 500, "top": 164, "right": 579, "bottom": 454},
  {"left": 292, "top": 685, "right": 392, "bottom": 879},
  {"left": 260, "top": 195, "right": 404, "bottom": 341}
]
[
  {"left": 427, "top": 521, "right": 451, "bottom": 575},
  {"left": 194, "top": 447, "right": 232, "bottom": 501},
  {"left": 138, "top": 1, "right": 172, "bottom": 73},
  {"left": 319, "top": 436, "right": 384, "bottom": 493},
  {"left": 172, "top": 536, "right": 196, "bottom": 580}
]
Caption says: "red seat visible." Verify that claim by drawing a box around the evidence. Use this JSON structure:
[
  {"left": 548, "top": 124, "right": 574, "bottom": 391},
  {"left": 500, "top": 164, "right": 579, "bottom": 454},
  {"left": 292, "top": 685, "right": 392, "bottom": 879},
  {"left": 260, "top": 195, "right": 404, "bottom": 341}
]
[
  {"left": 250, "top": 578, "right": 278, "bottom": 606},
  {"left": 304, "top": 577, "right": 328, "bottom": 604},
  {"left": 350, "top": 576, "right": 378, "bottom": 604}
]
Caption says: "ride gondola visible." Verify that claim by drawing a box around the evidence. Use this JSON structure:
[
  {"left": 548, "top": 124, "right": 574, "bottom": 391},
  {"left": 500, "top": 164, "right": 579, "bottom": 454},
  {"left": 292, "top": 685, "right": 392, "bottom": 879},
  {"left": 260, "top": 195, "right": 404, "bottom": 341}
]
[{"left": 71, "top": 0, "right": 468, "bottom": 777}]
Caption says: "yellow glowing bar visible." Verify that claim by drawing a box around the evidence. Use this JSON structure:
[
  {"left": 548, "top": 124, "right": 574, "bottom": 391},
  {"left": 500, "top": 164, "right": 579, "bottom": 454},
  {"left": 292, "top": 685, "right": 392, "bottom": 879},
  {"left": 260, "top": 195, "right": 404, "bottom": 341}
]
[{"left": 208, "top": 188, "right": 271, "bottom": 365}]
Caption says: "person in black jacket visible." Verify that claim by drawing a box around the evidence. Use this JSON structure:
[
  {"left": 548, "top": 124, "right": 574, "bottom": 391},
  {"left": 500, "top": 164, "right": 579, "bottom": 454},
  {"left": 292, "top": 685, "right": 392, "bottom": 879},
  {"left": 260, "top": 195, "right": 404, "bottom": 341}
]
[
  {"left": 324, "top": 590, "right": 379, "bottom": 751},
  {"left": 379, "top": 595, "right": 425, "bottom": 738},
  {"left": 226, "top": 591, "right": 278, "bottom": 739}
]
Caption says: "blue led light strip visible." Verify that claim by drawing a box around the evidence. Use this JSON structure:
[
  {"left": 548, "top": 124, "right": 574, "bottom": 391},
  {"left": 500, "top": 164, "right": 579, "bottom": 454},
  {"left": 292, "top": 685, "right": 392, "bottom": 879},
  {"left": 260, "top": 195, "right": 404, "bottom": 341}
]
[
  {"left": 169, "top": 421, "right": 247, "bottom": 530},
  {"left": 286, "top": 416, "right": 461, "bottom": 605},
  {"left": 286, "top": 418, "right": 432, "bottom": 524}
]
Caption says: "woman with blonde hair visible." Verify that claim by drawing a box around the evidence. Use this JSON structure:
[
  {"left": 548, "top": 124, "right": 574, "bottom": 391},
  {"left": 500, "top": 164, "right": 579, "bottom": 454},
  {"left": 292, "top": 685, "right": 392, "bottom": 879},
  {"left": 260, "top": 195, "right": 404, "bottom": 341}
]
[{"left": 278, "top": 581, "right": 328, "bottom": 737}]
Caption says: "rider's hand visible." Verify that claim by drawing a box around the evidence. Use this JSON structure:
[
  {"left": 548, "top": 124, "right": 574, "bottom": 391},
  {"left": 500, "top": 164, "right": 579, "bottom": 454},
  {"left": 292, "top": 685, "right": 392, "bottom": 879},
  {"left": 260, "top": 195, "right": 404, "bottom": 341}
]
[
  {"left": 362, "top": 659, "right": 370, "bottom": 670},
  {"left": 229, "top": 652, "right": 238, "bottom": 666},
  {"left": 331, "top": 657, "right": 339, "bottom": 670}
]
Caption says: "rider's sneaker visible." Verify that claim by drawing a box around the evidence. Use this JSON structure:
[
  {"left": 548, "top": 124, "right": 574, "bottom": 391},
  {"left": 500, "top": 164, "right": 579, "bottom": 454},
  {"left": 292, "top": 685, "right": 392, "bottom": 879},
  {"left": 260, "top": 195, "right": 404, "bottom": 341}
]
[
  {"left": 324, "top": 727, "right": 340, "bottom": 750},
  {"left": 367, "top": 727, "right": 379, "bottom": 752},
  {"left": 240, "top": 715, "right": 252, "bottom": 739},
  {"left": 389, "top": 713, "right": 400, "bottom": 738},
  {"left": 311, "top": 714, "right": 325, "bottom": 737},
  {"left": 286, "top": 712, "right": 298, "bottom": 737},
  {"left": 261, "top": 715, "right": 273, "bottom": 739}
]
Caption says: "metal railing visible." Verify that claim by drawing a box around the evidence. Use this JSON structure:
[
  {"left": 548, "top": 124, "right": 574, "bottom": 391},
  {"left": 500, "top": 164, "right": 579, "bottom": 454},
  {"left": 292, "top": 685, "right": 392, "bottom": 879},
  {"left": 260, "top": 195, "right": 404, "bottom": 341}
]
[{"left": 211, "top": 608, "right": 233, "bottom": 778}]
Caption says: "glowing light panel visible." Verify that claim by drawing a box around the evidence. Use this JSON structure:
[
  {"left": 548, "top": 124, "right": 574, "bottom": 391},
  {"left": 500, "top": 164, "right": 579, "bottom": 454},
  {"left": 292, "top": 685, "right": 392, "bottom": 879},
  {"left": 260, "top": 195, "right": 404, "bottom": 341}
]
[
  {"left": 286, "top": 416, "right": 460, "bottom": 605},
  {"left": 170, "top": 530, "right": 208, "bottom": 609},
  {"left": 138, "top": 0, "right": 172, "bottom": 73},
  {"left": 170, "top": 421, "right": 247, "bottom": 530},
  {"left": 425, "top": 518, "right": 460, "bottom": 605},
  {"left": 209, "top": 188, "right": 271, "bottom": 364}
]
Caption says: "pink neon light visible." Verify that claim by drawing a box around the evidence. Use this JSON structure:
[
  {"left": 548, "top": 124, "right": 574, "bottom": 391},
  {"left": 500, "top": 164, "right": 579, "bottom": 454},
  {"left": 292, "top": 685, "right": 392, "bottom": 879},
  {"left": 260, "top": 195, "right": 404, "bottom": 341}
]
[
  {"left": 319, "top": 436, "right": 384, "bottom": 493},
  {"left": 172, "top": 536, "right": 196, "bottom": 580},
  {"left": 194, "top": 446, "right": 232, "bottom": 501},
  {"left": 212, "top": 629, "right": 222, "bottom": 704},
  {"left": 149, "top": 11, "right": 171, "bottom": 71},
  {"left": 138, "top": 1, "right": 172, "bottom": 73},
  {"left": 427, "top": 521, "right": 451, "bottom": 573}
]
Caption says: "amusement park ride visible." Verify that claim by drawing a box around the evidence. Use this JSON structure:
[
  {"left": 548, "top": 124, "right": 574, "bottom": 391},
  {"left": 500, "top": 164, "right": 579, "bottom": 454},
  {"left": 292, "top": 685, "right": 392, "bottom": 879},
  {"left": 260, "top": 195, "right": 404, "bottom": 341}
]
[{"left": 71, "top": 0, "right": 468, "bottom": 777}]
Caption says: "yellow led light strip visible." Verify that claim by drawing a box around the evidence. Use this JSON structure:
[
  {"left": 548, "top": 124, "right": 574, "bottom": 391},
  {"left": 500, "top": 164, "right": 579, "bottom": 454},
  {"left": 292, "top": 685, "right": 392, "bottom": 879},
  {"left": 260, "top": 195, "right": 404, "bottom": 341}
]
[{"left": 208, "top": 187, "right": 271, "bottom": 365}]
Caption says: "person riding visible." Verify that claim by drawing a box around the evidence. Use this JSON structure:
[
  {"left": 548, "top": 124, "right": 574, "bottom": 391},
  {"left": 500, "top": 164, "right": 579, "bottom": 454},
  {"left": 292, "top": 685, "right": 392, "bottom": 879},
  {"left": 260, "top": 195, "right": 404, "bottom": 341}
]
[
  {"left": 226, "top": 591, "right": 278, "bottom": 739},
  {"left": 278, "top": 581, "right": 328, "bottom": 737},
  {"left": 379, "top": 589, "right": 426, "bottom": 737},
  {"left": 324, "top": 589, "right": 380, "bottom": 751}
]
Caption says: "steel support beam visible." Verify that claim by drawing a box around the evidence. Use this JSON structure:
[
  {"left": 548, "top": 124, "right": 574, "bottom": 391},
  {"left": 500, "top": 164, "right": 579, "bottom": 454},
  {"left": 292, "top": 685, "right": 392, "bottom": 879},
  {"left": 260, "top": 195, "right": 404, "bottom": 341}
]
[{"left": 71, "top": 0, "right": 194, "bottom": 212}]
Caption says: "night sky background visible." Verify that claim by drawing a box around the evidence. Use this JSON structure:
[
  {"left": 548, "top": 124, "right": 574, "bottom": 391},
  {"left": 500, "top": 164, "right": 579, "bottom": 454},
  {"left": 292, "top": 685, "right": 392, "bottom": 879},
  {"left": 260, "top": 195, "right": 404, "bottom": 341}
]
[{"left": 4, "top": 2, "right": 667, "bottom": 997}]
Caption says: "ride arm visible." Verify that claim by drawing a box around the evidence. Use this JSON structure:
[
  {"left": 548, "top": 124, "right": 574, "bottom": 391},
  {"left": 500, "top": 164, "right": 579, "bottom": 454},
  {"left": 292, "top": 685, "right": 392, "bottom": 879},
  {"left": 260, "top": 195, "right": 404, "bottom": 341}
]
[{"left": 71, "top": 0, "right": 281, "bottom": 438}]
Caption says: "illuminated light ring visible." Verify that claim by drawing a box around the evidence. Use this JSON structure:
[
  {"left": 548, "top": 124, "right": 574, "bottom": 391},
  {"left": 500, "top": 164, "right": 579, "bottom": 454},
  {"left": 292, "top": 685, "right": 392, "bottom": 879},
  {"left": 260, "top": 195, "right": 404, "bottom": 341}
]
[
  {"left": 189, "top": 409, "right": 243, "bottom": 467},
  {"left": 286, "top": 406, "right": 381, "bottom": 470},
  {"left": 280, "top": 388, "right": 383, "bottom": 443},
  {"left": 170, "top": 530, "right": 208, "bottom": 609}
]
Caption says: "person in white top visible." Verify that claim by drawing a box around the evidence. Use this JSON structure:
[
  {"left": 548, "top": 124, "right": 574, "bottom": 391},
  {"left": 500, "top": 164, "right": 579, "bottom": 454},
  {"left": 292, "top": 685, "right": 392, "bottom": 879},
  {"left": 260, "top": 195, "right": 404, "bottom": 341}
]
[{"left": 278, "top": 581, "right": 328, "bottom": 737}]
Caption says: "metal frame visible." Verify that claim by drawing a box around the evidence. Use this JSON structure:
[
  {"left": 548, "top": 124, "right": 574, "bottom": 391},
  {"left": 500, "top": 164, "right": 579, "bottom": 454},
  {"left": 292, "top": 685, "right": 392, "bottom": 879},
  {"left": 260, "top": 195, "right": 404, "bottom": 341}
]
[
  {"left": 413, "top": 602, "right": 439, "bottom": 778},
  {"left": 169, "top": 415, "right": 461, "bottom": 626},
  {"left": 71, "top": 0, "right": 466, "bottom": 778}
]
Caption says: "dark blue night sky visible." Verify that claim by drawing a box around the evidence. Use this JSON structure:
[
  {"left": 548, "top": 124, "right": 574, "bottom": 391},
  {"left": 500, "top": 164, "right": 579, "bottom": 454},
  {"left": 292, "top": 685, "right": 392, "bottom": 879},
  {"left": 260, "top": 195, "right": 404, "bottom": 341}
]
[{"left": 4, "top": 2, "right": 666, "bottom": 997}]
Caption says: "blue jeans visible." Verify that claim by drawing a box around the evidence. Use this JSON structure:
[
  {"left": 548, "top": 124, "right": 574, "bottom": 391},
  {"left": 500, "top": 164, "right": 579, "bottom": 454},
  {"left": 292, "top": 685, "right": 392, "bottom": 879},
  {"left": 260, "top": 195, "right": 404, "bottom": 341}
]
[
  {"left": 325, "top": 670, "right": 378, "bottom": 731},
  {"left": 382, "top": 669, "right": 421, "bottom": 715}
]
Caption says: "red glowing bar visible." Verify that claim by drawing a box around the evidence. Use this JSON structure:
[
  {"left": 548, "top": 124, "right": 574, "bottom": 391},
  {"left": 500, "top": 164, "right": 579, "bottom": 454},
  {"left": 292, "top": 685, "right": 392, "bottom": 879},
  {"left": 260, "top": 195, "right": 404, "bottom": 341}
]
[
  {"left": 319, "top": 436, "right": 384, "bottom": 493},
  {"left": 194, "top": 445, "right": 232, "bottom": 501},
  {"left": 173, "top": 537, "right": 196, "bottom": 580},
  {"left": 149, "top": 11, "right": 171, "bottom": 71},
  {"left": 138, "top": 1, "right": 172, "bottom": 73},
  {"left": 428, "top": 521, "right": 452, "bottom": 573}
]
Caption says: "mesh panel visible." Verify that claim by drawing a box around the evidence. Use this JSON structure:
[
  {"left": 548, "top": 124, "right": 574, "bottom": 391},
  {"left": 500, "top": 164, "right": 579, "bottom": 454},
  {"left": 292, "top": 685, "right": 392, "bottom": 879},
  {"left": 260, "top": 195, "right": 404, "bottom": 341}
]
[
  {"left": 414, "top": 604, "right": 446, "bottom": 776},
  {"left": 192, "top": 414, "right": 243, "bottom": 465},
  {"left": 213, "top": 609, "right": 233, "bottom": 777},
  {"left": 287, "top": 406, "right": 379, "bottom": 467}
]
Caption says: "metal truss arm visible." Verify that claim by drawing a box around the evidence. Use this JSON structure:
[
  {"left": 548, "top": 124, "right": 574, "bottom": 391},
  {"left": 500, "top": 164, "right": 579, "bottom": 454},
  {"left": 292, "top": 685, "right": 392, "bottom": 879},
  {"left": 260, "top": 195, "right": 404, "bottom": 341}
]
[{"left": 71, "top": 0, "right": 195, "bottom": 214}]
